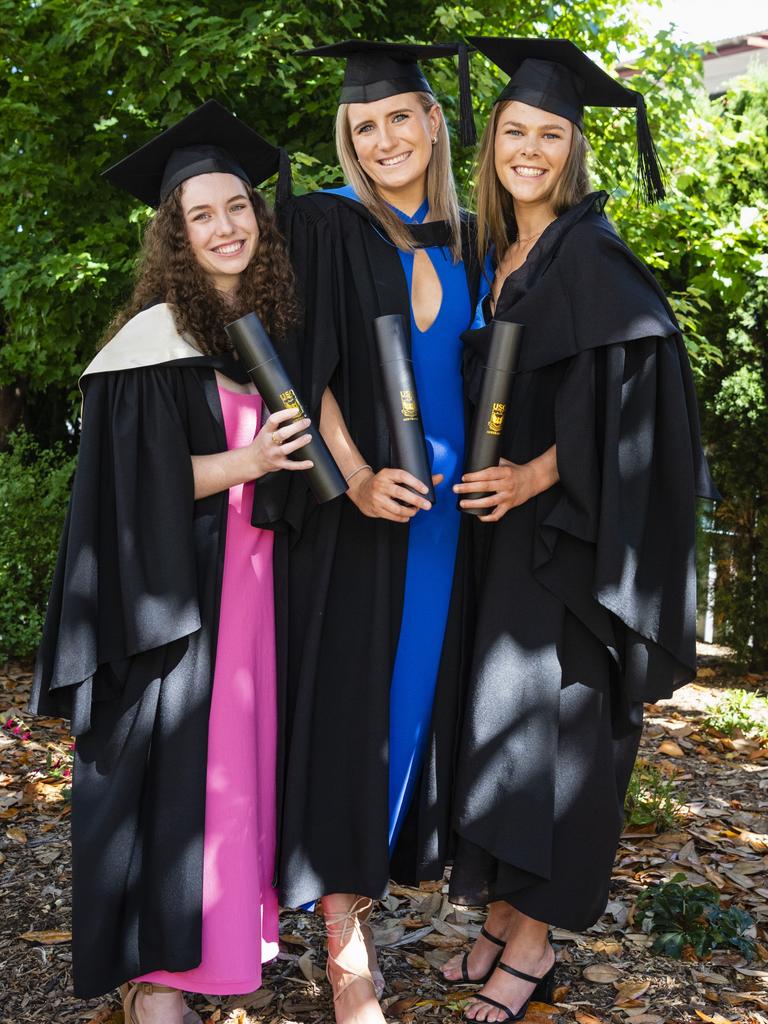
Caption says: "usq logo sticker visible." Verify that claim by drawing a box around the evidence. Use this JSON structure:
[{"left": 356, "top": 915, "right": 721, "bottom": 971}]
[
  {"left": 280, "top": 388, "right": 305, "bottom": 417},
  {"left": 400, "top": 389, "right": 418, "bottom": 421},
  {"left": 486, "top": 402, "right": 506, "bottom": 436}
]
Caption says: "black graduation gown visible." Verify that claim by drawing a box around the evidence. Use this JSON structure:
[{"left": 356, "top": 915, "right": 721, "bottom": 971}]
[
  {"left": 446, "top": 193, "right": 717, "bottom": 929},
  {"left": 276, "top": 193, "right": 482, "bottom": 907},
  {"left": 29, "top": 307, "right": 286, "bottom": 998}
]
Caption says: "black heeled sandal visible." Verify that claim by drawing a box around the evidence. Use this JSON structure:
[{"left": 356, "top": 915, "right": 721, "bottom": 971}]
[
  {"left": 463, "top": 961, "right": 557, "bottom": 1022},
  {"left": 445, "top": 926, "right": 506, "bottom": 986}
]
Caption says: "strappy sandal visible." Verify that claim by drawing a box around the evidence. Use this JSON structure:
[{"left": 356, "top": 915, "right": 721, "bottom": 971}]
[
  {"left": 463, "top": 961, "right": 557, "bottom": 1022},
  {"left": 325, "top": 896, "right": 384, "bottom": 1005},
  {"left": 445, "top": 926, "right": 506, "bottom": 986},
  {"left": 119, "top": 982, "right": 202, "bottom": 1024},
  {"left": 357, "top": 897, "right": 385, "bottom": 999}
]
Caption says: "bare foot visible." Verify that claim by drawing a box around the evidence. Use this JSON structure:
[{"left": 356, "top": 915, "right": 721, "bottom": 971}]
[
  {"left": 129, "top": 987, "right": 184, "bottom": 1024},
  {"left": 464, "top": 927, "right": 554, "bottom": 1023},
  {"left": 442, "top": 902, "right": 517, "bottom": 984}
]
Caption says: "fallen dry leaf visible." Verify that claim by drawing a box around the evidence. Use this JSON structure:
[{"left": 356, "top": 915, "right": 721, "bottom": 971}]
[
  {"left": 590, "top": 939, "right": 623, "bottom": 956},
  {"left": 297, "top": 948, "right": 324, "bottom": 982},
  {"left": 583, "top": 963, "right": 621, "bottom": 984},
  {"left": 371, "top": 921, "right": 407, "bottom": 946},
  {"left": 525, "top": 1004, "right": 561, "bottom": 1022},
  {"left": 22, "top": 779, "right": 65, "bottom": 804},
  {"left": 693, "top": 1013, "right": 735, "bottom": 1024},
  {"left": 614, "top": 979, "right": 651, "bottom": 1002},
  {"left": 658, "top": 739, "right": 685, "bottom": 758},
  {"left": 420, "top": 932, "right": 463, "bottom": 949},
  {"left": 574, "top": 1014, "right": 606, "bottom": 1024},
  {"left": 18, "top": 929, "right": 71, "bottom": 944},
  {"left": 5, "top": 824, "right": 27, "bottom": 843}
]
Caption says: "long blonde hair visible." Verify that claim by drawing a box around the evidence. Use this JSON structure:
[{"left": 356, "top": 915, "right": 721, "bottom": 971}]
[
  {"left": 335, "top": 92, "right": 462, "bottom": 262},
  {"left": 474, "top": 100, "right": 591, "bottom": 265}
]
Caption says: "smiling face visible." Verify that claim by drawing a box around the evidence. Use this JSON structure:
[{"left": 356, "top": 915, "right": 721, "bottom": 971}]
[
  {"left": 181, "top": 172, "right": 259, "bottom": 293},
  {"left": 347, "top": 92, "right": 441, "bottom": 208},
  {"left": 494, "top": 100, "right": 573, "bottom": 217}
]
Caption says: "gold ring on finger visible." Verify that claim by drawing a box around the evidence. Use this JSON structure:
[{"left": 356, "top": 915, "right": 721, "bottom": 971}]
[{"left": 272, "top": 431, "right": 282, "bottom": 446}]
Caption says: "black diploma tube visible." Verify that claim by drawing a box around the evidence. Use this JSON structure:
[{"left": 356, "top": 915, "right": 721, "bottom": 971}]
[
  {"left": 373, "top": 313, "right": 436, "bottom": 505},
  {"left": 225, "top": 312, "right": 347, "bottom": 504},
  {"left": 461, "top": 320, "right": 524, "bottom": 514}
]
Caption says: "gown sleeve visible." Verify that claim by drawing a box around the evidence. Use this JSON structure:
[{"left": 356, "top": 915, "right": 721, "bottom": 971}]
[
  {"left": 529, "top": 222, "right": 718, "bottom": 703},
  {"left": 533, "top": 333, "right": 715, "bottom": 703},
  {"left": 29, "top": 366, "right": 201, "bottom": 735}
]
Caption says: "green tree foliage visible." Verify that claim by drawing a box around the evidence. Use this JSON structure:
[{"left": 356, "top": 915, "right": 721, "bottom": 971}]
[
  {"left": 0, "top": 429, "right": 75, "bottom": 660},
  {"left": 0, "top": 0, "right": 706, "bottom": 445},
  {"left": 687, "top": 70, "right": 768, "bottom": 668},
  {"left": 1, "top": 1, "right": 767, "bottom": 661}
]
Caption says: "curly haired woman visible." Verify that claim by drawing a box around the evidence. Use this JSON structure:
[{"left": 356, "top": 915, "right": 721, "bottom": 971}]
[{"left": 30, "top": 101, "right": 311, "bottom": 1024}]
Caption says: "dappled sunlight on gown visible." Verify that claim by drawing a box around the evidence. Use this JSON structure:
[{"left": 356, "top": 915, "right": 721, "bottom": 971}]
[{"left": 136, "top": 385, "right": 278, "bottom": 994}]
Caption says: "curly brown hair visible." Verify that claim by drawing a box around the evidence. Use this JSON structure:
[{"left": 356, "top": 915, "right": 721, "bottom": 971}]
[{"left": 107, "top": 182, "right": 297, "bottom": 353}]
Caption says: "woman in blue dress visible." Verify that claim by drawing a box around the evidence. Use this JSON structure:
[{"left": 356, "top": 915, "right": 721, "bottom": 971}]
[{"left": 277, "top": 39, "right": 484, "bottom": 1024}]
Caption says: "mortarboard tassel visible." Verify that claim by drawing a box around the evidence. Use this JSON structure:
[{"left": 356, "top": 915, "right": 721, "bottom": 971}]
[
  {"left": 276, "top": 146, "right": 293, "bottom": 208},
  {"left": 634, "top": 93, "right": 665, "bottom": 204},
  {"left": 457, "top": 42, "right": 477, "bottom": 147}
]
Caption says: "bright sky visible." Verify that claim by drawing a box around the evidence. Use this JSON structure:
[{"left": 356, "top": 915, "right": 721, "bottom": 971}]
[{"left": 640, "top": 0, "right": 767, "bottom": 43}]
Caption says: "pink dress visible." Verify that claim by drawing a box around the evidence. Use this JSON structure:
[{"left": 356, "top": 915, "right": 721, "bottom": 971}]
[{"left": 137, "top": 384, "right": 279, "bottom": 994}]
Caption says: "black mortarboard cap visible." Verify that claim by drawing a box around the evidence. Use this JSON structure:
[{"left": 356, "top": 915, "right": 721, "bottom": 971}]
[
  {"left": 468, "top": 37, "right": 665, "bottom": 203},
  {"left": 297, "top": 39, "right": 476, "bottom": 146},
  {"left": 102, "top": 99, "right": 292, "bottom": 208}
]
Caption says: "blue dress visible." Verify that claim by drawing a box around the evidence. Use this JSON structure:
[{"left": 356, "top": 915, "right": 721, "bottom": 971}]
[{"left": 325, "top": 186, "right": 478, "bottom": 851}]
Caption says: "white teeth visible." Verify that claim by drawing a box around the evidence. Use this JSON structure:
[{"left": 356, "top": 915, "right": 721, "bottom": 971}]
[
  {"left": 514, "top": 166, "right": 545, "bottom": 177},
  {"left": 213, "top": 241, "right": 244, "bottom": 254},
  {"left": 379, "top": 152, "right": 410, "bottom": 166}
]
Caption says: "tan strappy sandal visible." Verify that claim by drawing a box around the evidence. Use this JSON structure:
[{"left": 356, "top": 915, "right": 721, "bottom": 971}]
[
  {"left": 324, "top": 896, "right": 385, "bottom": 1004},
  {"left": 357, "top": 897, "right": 385, "bottom": 1000},
  {"left": 119, "top": 982, "right": 202, "bottom": 1024}
]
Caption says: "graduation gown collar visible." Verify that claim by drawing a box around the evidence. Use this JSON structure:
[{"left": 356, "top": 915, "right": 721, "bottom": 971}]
[
  {"left": 493, "top": 189, "right": 609, "bottom": 315},
  {"left": 321, "top": 184, "right": 453, "bottom": 248},
  {"left": 466, "top": 189, "right": 680, "bottom": 375},
  {"left": 80, "top": 302, "right": 249, "bottom": 386}
]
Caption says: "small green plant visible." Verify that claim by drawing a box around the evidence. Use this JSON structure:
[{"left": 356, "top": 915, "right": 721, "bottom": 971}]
[
  {"left": 0, "top": 429, "right": 76, "bottom": 661},
  {"left": 704, "top": 689, "right": 768, "bottom": 739},
  {"left": 624, "top": 761, "right": 684, "bottom": 833},
  {"left": 635, "top": 873, "right": 756, "bottom": 960}
]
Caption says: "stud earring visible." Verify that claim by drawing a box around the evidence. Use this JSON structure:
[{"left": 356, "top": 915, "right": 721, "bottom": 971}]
[{"left": 431, "top": 137, "right": 437, "bottom": 145}]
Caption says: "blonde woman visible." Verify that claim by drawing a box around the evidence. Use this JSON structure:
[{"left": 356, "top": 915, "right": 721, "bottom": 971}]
[
  {"left": 276, "top": 39, "right": 483, "bottom": 1024},
  {"left": 439, "top": 39, "right": 717, "bottom": 1023}
]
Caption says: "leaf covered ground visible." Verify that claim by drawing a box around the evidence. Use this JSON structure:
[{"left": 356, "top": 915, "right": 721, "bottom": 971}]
[{"left": 1, "top": 647, "right": 767, "bottom": 1024}]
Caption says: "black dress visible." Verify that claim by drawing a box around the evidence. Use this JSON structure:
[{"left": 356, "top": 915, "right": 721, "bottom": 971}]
[
  {"left": 275, "top": 192, "right": 482, "bottom": 907},
  {"left": 445, "top": 193, "right": 717, "bottom": 929}
]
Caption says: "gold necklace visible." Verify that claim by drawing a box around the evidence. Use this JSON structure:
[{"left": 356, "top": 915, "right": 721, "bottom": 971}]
[{"left": 515, "top": 229, "right": 544, "bottom": 245}]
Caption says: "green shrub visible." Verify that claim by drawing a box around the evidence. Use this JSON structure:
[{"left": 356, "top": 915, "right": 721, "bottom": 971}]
[
  {"left": 0, "top": 429, "right": 75, "bottom": 661},
  {"left": 624, "top": 761, "right": 684, "bottom": 833},
  {"left": 704, "top": 689, "right": 768, "bottom": 739},
  {"left": 635, "top": 872, "right": 756, "bottom": 960}
]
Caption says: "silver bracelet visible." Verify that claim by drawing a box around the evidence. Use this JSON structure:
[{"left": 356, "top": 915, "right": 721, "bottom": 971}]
[{"left": 345, "top": 463, "right": 373, "bottom": 483}]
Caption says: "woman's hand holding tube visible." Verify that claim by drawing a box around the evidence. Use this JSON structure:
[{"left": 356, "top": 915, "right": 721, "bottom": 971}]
[
  {"left": 453, "top": 444, "right": 558, "bottom": 523},
  {"left": 192, "top": 408, "right": 313, "bottom": 500},
  {"left": 349, "top": 470, "right": 444, "bottom": 524}
]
